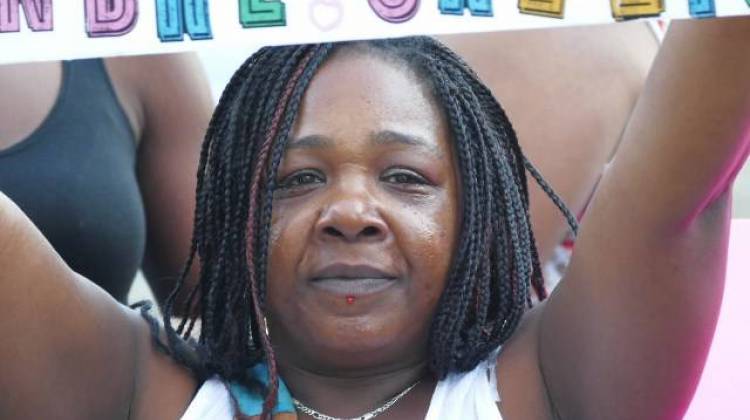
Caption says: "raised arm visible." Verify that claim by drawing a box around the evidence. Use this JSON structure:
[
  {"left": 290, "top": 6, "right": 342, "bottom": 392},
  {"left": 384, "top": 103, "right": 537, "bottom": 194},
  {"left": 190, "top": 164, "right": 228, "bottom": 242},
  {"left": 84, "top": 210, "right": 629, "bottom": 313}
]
[
  {"left": 540, "top": 17, "right": 750, "bottom": 419},
  {"left": 0, "top": 192, "right": 196, "bottom": 419},
  {"left": 0, "top": 192, "right": 138, "bottom": 418}
]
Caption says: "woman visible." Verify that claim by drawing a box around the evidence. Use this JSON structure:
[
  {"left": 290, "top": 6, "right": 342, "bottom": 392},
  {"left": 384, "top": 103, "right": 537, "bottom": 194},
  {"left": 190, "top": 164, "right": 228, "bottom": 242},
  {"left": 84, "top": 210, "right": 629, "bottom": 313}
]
[{"left": 0, "top": 17, "right": 748, "bottom": 420}]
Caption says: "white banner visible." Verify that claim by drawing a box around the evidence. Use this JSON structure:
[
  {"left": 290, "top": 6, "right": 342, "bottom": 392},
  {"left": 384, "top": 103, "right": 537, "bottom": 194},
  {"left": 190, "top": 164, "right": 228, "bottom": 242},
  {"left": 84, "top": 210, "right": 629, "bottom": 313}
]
[{"left": 1, "top": 0, "right": 749, "bottom": 64}]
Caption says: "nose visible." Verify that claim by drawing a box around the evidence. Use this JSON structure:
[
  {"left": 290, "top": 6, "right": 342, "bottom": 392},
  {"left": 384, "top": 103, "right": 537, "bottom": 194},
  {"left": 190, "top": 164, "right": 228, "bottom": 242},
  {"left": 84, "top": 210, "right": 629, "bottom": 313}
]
[{"left": 315, "top": 190, "right": 389, "bottom": 244}]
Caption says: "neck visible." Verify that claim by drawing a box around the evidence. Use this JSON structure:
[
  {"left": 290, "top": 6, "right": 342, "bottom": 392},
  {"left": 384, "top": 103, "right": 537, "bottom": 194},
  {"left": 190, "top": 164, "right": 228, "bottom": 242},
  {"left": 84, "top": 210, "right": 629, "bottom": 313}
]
[{"left": 278, "top": 358, "right": 435, "bottom": 419}]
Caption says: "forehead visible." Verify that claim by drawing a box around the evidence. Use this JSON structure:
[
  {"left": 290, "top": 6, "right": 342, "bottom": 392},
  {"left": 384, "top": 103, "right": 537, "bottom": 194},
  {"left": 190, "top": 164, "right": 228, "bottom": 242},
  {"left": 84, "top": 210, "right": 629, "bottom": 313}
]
[{"left": 291, "top": 49, "right": 449, "bottom": 151}]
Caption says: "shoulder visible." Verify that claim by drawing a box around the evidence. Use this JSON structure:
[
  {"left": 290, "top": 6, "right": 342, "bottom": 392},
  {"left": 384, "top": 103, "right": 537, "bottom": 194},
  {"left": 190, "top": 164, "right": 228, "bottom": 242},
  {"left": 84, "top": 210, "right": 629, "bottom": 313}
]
[
  {"left": 104, "top": 53, "right": 211, "bottom": 110},
  {"left": 103, "top": 53, "right": 213, "bottom": 146}
]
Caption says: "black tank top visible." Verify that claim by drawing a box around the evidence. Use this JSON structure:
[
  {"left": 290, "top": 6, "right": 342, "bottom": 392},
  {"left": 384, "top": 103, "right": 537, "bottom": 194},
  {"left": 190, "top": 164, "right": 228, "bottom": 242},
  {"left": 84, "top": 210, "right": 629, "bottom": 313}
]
[{"left": 0, "top": 59, "right": 146, "bottom": 303}]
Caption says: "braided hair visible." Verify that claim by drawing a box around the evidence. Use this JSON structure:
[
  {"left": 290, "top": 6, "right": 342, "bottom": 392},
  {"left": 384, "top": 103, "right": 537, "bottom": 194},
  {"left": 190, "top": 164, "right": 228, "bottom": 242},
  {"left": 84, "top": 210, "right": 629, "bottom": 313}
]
[{"left": 143, "top": 37, "right": 578, "bottom": 419}]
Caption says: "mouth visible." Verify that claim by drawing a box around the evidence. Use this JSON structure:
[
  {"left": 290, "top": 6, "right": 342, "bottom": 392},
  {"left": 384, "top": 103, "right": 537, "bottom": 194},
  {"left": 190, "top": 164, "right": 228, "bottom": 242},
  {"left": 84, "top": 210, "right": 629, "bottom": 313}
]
[
  {"left": 310, "top": 277, "right": 396, "bottom": 296},
  {"left": 309, "top": 263, "right": 398, "bottom": 297}
]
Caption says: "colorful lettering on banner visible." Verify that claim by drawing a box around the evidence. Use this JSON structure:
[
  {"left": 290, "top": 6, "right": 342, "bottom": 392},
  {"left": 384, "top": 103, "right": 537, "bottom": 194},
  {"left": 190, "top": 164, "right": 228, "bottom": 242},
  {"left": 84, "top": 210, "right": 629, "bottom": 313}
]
[
  {"left": 239, "top": 0, "right": 285, "bottom": 28},
  {"left": 610, "top": 0, "right": 663, "bottom": 21},
  {"left": 689, "top": 0, "right": 715, "bottom": 18},
  {"left": 155, "top": 0, "right": 212, "bottom": 41},
  {"left": 0, "top": 0, "right": 52, "bottom": 32},
  {"left": 518, "top": 0, "right": 564, "bottom": 18},
  {"left": 438, "top": 0, "right": 492, "bottom": 17},
  {"left": 369, "top": 0, "right": 420, "bottom": 23},
  {"left": 85, "top": 0, "right": 138, "bottom": 37}
]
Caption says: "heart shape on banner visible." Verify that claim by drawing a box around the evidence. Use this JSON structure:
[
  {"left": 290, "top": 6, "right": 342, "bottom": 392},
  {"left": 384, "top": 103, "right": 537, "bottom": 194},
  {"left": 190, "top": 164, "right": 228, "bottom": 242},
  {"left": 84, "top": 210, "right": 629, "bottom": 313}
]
[{"left": 309, "top": 0, "right": 345, "bottom": 32}]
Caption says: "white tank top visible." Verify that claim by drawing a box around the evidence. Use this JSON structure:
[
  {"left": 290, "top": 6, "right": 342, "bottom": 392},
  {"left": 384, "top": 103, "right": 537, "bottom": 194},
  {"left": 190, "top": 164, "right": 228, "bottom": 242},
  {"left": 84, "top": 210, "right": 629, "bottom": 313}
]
[{"left": 181, "top": 355, "right": 502, "bottom": 420}]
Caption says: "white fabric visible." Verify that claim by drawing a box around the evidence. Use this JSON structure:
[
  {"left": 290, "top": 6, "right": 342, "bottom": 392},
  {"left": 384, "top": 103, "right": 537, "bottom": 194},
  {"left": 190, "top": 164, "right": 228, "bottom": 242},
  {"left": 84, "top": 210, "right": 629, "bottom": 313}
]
[
  {"left": 180, "top": 377, "right": 234, "bottom": 420},
  {"left": 181, "top": 356, "right": 503, "bottom": 420},
  {"left": 424, "top": 355, "right": 503, "bottom": 420}
]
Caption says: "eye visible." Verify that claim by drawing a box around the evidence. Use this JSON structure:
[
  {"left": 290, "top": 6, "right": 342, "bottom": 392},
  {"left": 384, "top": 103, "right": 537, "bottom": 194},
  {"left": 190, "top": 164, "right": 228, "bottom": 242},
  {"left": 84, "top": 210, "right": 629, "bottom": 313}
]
[
  {"left": 381, "top": 168, "right": 429, "bottom": 186},
  {"left": 277, "top": 170, "right": 325, "bottom": 191}
]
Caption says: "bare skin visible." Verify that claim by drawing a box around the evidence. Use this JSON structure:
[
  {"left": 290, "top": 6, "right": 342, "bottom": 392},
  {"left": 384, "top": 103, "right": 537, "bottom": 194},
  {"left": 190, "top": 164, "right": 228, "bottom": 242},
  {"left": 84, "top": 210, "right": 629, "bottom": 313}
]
[
  {"left": 1, "top": 18, "right": 749, "bottom": 420},
  {"left": 0, "top": 53, "right": 212, "bottom": 307},
  {"left": 441, "top": 21, "right": 658, "bottom": 276}
]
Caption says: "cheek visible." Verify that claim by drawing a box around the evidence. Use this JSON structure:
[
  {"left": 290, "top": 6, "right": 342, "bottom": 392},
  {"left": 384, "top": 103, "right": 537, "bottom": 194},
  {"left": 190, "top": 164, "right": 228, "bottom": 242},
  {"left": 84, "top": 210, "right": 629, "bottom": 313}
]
[
  {"left": 398, "top": 196, "right": 459, "bottom": 303},
  {"left": 268, "top": 219, "right": 282, "bottom": 257},
  {"left": 266, "top": 207, "right": 308, "bottom": 297}
]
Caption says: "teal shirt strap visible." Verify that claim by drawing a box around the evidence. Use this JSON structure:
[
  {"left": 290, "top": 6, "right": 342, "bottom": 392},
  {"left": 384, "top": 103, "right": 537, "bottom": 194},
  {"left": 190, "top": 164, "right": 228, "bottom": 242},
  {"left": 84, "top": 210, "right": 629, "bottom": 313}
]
[{"left": 229, "top": 363, "right": 295, "bottom": 416}]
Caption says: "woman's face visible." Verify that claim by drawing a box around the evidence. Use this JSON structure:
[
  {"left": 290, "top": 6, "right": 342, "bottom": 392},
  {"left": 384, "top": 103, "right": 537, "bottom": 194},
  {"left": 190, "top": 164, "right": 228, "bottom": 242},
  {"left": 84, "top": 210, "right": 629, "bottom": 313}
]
[{"left": 266, "top": 50, "right": 460, "bottom": 375}]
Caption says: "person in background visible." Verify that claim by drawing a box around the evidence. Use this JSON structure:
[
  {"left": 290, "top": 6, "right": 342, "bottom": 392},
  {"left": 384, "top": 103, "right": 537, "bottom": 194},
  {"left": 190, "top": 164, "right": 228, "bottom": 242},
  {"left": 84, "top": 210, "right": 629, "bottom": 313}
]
[{"left": 0, "top": 53, "right": 213, "bottom": 304}]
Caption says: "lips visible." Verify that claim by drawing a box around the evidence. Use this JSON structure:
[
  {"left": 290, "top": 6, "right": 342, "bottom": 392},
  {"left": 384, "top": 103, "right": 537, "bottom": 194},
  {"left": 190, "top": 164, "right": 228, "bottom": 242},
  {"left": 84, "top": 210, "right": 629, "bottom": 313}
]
[
  {"left": 309, "top": 263, "right": 398, "bottom": 297},
  {"left": 311, "top": 263, "right": 396, "bottom": 281}
]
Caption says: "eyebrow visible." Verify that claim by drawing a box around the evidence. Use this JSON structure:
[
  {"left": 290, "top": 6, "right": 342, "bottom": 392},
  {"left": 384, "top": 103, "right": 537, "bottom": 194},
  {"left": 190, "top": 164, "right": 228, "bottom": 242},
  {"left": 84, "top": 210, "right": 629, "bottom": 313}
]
[
  {"left": 287, "top": 130, "right": 442, "bottom": 156},
  {"left": 370, "top": 130, "right": 442, "bottom": 157},
  {"left": 286, "top": 134, "right": 333, "bottom": 150}
]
